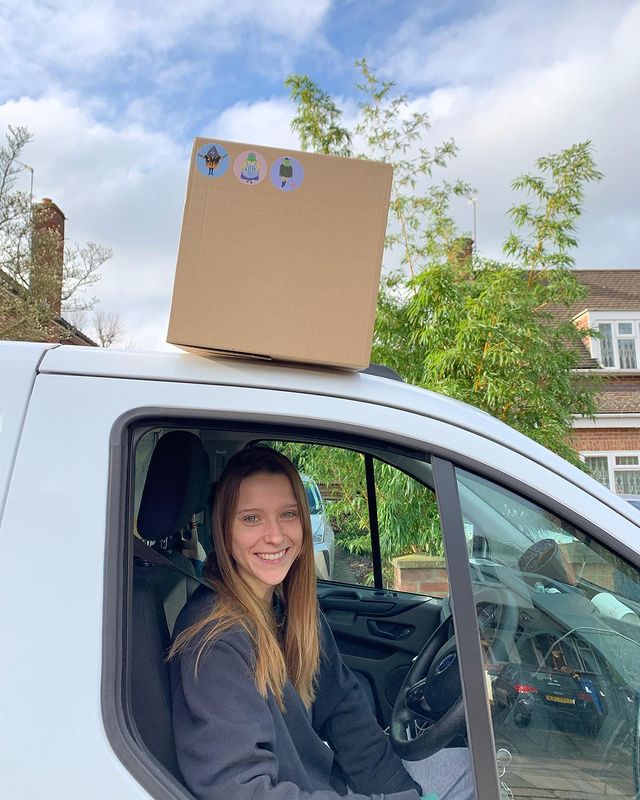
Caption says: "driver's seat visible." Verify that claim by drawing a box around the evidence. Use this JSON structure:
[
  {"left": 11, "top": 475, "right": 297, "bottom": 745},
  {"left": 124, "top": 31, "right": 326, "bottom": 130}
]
[{"left": 130, "top": 431, "right": 211, "bottom": 780}]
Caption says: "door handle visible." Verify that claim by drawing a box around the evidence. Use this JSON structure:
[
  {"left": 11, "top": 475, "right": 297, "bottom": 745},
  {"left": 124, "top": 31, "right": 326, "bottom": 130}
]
[{"left": 367, "top": 620, "right": 414, "bottom": 640}]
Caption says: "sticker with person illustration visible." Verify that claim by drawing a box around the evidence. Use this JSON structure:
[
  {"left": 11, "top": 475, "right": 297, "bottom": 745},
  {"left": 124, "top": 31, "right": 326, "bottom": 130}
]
[
  {"left": 196, "top": 143, "right": 230, "bottom": 178},
  {"left": 233, "top": 151, "right": 267, "bottom": 185},
  {"left": 270, "top": 156, "right": 304, "bottom": 191}
]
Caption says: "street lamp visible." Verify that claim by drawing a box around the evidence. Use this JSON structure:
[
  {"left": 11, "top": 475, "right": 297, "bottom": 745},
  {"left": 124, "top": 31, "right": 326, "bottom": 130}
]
[
  {"left": 15, "top": 161, "right": 36, "bottom": 262},
  {"left": 467, "top": 195, "right": 477, "bottom": 254}
]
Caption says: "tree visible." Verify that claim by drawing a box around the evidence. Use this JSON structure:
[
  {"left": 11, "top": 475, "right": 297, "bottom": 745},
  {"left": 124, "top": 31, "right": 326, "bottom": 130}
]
[
  {"left": 0, "top": 125, "right": 112, "bottom": 342},
  {"left": 92, "top": 308, "right": 125, "bottom": 348},
  {"left": 67, "top": 307, "right": 130, "bottom": 348},
  {"left": 385, "top": 142, "right": 602, "bottom": 462},
  {"left": 285, "top": 63, "right": 465, "bottom": 563},
  {"left": 286, "top": 63, "right": 602, "bottom": 568},
  {"left": 285, "top": 75, "right": 353, "bottom": 157}
]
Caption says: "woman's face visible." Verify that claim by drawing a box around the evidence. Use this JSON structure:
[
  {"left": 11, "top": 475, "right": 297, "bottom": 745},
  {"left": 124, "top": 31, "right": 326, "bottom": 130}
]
[{"left": 230, "top": 471, "right": 303, "bottom": 603}]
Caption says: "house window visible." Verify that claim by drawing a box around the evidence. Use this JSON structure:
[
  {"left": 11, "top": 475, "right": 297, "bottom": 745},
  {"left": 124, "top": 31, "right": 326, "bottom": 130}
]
[
  {"left": 597, "top": 322, "right": 638, "bottom": 369},
  {"left": 583, "top": 455, "right": 610, "bottom": 488},
  {"left": 614, "top": 455, "right": 640, "bottom": 493},
  {"left": 583, "top": 452, "right": 640, "bottom": 495}
]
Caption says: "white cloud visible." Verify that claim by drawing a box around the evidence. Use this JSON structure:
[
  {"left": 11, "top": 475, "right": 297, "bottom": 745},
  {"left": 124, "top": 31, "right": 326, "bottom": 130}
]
[
  {"left": 0, "top": 0, "right": 332, "bottom": 97},
  {"left": 383, "top": 0, "right": 621, "bottom": 90},
  {"left": 0, "top": 83, "right": 350, "bottom": 351},
  {"left": 0, "top": 88, "right": 338, "bottom": 350},
  {"left": 223, "top": 0, "right": 332, "bottom": 42},
  {"left": 213, "top": 98, "right": 300, "bottom": 147},
  {"left": 0, "top": 92, "right": 186, "bottom": 349},
  {"left": 373, "top": 0, "right": 640, "bottom": 268}
]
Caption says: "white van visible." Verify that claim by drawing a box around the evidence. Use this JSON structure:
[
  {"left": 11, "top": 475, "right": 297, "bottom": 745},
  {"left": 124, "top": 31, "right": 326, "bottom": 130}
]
[{"left": 2, "top": 340, "right": 640, "bottom": 800}]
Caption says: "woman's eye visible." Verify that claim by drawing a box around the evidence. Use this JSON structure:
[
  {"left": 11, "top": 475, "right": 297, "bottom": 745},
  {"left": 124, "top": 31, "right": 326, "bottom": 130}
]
[
  {"left": 282, "top": 510, "right": 297, "bottom": 519},
  {"left": 243, "top": 515, "right": 259, "bottom": 523}
]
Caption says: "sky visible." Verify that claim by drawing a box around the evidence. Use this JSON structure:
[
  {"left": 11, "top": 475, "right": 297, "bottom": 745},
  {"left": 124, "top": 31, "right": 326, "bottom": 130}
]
[{"left": 1, "top": 0, "right": 639, "bottom": 350}]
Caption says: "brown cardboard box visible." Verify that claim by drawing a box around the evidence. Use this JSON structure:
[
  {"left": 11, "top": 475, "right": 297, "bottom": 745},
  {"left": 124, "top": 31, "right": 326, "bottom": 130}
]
[{"left": 167, "top": 138, "right": 392, "bottom": 370}]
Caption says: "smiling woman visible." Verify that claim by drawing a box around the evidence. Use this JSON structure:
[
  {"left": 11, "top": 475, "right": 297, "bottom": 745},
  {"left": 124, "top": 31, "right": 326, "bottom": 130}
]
[
  {"left": 167, "top": 445, "right": 473, "bottom": 799},
  {"left": 170, "top": 446, "right": 320, "bottom": 709}
]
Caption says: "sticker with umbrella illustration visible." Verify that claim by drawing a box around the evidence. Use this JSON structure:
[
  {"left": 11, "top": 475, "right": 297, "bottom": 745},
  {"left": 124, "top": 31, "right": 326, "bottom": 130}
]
[{"left": 196, "top": 143, "right": 230, "bottom": 178}]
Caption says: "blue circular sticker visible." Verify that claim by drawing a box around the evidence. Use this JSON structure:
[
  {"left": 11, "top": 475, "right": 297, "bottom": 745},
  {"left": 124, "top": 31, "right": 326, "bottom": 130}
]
[
  {"left": 196, "top": 143, "right": 230, "bottom": 178},
  {"left": 270, "top": 156, "right": 304, "bottom": 191}
]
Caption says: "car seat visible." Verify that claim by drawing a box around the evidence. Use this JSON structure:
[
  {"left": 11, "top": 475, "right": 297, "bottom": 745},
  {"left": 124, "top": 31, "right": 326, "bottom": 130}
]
[
  {"left": 130, "top": 430, "right": 211, "bottom": 780},
  {"left": 136, "top": 430, "right": 211, "bottom": 632}
]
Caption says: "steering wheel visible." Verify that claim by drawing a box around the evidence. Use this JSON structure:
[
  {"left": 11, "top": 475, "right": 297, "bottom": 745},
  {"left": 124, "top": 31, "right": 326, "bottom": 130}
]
[{"left": 390, "top": 586, "right": 518, "bottom": 761}]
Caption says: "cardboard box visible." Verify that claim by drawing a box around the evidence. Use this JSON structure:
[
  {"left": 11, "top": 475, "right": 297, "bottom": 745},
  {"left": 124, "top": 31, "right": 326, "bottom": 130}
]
[{"left": 167, "top": 139, "right": 392, "bottom": 370}]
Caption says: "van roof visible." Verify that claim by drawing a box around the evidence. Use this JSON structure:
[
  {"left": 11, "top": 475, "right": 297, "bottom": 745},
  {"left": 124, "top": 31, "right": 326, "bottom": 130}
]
[
  {"left": 1, "top": 341, "right": 626, "bottom": 517},
  {"left": 37, "top": 342, "right": 497, "bottom": 429}
]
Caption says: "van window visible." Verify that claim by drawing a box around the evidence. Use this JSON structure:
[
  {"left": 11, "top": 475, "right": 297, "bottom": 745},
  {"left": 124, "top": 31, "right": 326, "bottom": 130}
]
[{"left": 455, "top": 465, "right": 640, "bottom": 799}]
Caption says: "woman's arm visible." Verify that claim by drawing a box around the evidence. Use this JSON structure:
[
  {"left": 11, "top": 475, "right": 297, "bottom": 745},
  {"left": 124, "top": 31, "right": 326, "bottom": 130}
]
[{"left": 312, "top": 614, "right": 422, "bottom": 798}]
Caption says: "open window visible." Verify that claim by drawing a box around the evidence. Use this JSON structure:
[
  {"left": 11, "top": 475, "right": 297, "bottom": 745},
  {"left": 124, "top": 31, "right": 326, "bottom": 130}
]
[{"left": 118, "top": 419, "right": 456, "bottom": 794}]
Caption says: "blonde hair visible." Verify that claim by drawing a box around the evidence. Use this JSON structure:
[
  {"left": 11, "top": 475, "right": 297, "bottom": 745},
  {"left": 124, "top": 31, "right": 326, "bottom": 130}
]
[{"left": 169, "top": 446, "right": 320, "bottom": 708}]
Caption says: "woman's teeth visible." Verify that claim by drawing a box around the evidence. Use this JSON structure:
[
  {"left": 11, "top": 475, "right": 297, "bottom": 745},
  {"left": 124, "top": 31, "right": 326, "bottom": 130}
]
[{"left": 256, "top": 550, "right": 286, "bottom": 561}]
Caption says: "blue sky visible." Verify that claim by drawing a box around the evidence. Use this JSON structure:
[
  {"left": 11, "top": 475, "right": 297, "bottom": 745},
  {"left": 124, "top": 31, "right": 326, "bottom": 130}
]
[{"left": 1, "top": 0, "right": 639, "bottom": 348}]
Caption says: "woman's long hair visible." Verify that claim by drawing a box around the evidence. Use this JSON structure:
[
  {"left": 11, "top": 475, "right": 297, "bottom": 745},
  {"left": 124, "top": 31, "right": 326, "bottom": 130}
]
[{"left": 169, "top": 446, "right": 320, "bottom": 708}]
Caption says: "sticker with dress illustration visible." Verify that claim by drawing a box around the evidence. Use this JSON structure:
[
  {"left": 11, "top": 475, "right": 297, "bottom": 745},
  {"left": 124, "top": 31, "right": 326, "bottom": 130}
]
[
  {"left": 270, "top": 156, "right": 304, "bottom": 192},
  {"left": 195, "top": 143, "right": 230, "bottom": 178},
  {"left": 233, "top": 151, "right": 268, "bottom": 185}
]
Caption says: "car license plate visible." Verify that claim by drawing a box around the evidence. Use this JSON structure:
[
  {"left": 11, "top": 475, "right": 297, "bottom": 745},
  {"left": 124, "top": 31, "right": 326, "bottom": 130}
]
[{"left": 545, "top": 694, "right": 575, "bottom": 704}]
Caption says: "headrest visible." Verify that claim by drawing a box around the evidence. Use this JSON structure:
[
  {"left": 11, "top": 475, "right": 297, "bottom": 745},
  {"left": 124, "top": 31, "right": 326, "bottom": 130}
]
[{"left": 137, "top": 431, "right": 210, "bottom": 542}]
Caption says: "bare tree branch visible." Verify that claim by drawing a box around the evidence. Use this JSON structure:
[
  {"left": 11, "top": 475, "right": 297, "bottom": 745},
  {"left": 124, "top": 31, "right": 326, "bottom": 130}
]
[{"left": 92, "top": 308, "right": 123, "bottom": 348}]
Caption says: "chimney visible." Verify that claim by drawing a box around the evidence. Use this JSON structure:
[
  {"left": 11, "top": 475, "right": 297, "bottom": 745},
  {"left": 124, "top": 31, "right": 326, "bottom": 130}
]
[
  {"left": 458, "top": 236, "right": 474, "bottom": 263},
  {"left": 31, "top": 198, "right": 65, "bottom": 316},
  {"left": 449, "top": 236, "right": 474, "bottom": 270}
]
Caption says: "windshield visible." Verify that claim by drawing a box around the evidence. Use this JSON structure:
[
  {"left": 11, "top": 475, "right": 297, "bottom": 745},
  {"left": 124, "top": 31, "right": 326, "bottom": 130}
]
[{"left": 458, "top": 471, "right": 584, "bottom": 563}]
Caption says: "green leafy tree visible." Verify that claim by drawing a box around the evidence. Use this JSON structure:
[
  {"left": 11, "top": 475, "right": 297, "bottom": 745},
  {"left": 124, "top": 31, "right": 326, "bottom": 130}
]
[
  {"left": 0, "top": 125, "right": 112, "bottom": 342},
  {"left": 393, "top": 142, "right": 602, "bottom": 462},
  {"left": 286, "top": 64, "right": 601, "bottom": 566},
  {"left": 353, "top": 60, "right": 472, "bottom": 279},
  {"left": 285, "top": 75, "right": 353, "bottom": 157}
]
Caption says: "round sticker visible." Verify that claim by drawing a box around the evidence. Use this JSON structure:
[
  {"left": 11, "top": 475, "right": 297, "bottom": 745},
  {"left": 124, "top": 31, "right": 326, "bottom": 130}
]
[
  {"left": 270, "top": 156, "right": 304, "bottom": 192},
  {"left": 195, "top": 143, "right": 230, "bottom": 178},
  {"left": 233, "top": 150, "right": 267, "bottom": 185}
]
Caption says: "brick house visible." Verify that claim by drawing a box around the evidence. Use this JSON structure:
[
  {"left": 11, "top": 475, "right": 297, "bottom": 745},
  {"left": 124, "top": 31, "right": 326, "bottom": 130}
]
[
  {"left": 0, "top": 198, "right": 96, "bottom": 346},
  {"left": 565, "top": 270, "right": 640, "bottom": 495}
]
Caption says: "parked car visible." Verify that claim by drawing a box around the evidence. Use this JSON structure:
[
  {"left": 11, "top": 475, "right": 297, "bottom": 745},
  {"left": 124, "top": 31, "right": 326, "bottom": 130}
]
[
  {"left": 302, "top": 474, "right": 336, "bottom": 579},
  {"left": 3, "top": 341, "right": 640, "bottom": 799},
  {"left": 492, "top": 662, "right": 607, "bottom": 735}
]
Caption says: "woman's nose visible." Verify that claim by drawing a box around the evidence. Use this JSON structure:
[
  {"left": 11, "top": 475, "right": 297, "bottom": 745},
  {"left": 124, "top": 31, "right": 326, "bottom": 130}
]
[{"left": 263, "top": 519, "right": 285, "bottom": 543}]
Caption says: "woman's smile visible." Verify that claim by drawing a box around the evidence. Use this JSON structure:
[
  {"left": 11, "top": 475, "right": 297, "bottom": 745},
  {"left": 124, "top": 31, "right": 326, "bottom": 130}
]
[{"left": 255, "top": 549, "right": 288, "bottom": 561}]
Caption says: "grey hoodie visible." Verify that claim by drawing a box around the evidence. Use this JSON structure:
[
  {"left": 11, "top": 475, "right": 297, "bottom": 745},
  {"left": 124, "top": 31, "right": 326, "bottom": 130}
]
[{"left": 170, "top": 586, "right": 422, "bottom": 800}]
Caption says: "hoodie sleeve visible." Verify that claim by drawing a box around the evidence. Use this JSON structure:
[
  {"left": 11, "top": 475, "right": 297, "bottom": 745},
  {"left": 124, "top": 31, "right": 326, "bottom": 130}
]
[
  {"left": 171, "top": 624, "right": 420, "bottom": 800},
  {"left": 312, "top": 614, "right": 423, "bottom": 798}
]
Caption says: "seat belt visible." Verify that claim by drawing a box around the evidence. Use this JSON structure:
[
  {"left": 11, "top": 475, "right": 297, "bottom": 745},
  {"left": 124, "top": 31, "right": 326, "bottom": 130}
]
[{"left": 133, "top": 536, "right": 213, "bottom": 592}]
